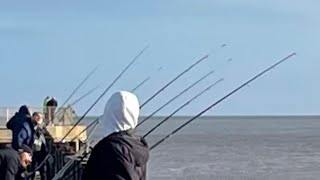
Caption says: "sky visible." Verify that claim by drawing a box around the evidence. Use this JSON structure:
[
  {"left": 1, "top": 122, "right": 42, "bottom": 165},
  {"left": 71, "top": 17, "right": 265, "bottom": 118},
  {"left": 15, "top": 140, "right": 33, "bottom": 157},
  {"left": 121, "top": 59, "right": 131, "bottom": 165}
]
[{"left": 0, "top": 0, "right": 319, "bottom": 116}]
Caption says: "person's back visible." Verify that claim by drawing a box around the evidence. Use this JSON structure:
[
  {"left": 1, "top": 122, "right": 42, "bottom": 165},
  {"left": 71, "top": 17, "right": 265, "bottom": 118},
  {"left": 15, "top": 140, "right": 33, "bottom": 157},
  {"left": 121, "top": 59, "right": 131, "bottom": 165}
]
[
  {"left": 0, "top": 148, "right": 20, "bottom": 180},
  {"left": 11, "top": 119, "right": 34, "bottom": 151},
  {"left": 6, "top": 105, "right": 34, "bottom": 151},
  {"left": 6, "top": 105, "right": 30, "bottom": 131},
  {"left": 46, "top": 97, "right": 58, "bottom": 124},
  {"left": 0, "top": 145, "right": 32, "bottom": 180},
  {"left": 82, "top": 91, "right": 149, "bottom": 180}
]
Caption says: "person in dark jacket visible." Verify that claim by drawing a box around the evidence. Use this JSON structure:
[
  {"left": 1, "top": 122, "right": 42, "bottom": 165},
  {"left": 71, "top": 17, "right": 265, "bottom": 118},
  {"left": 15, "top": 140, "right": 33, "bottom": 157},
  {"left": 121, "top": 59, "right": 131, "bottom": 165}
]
[
  {"left": 82, "top": 91, "right": 149, "bottom": 180},
  {"left": 0, "top": 144, "right": 33, "bottom": 180},
  {"left": 6, "top": 105, "right": 31, "bottom": 132},
  {"left": 6, "top": 106, "right": 34, "bottom": 151}
]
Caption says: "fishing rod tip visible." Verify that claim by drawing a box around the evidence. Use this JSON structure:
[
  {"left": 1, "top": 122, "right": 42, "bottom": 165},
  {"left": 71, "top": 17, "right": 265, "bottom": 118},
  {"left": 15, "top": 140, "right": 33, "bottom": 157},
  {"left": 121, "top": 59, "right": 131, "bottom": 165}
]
[
  {"left": 208, "top": 44, "right": 226, "bottom": 55},
  {"left": 145, "top": 44, "right": 151, "bottom": 49}
]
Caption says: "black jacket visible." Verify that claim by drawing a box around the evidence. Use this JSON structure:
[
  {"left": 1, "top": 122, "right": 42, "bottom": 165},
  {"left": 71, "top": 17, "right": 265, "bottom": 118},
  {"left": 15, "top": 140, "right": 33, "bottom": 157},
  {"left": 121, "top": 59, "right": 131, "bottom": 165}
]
[
  {"left": 32, "top": 126, "right": 54, "bottom": 162},
  {"left": 82, "top": 130, "right": 149, "bottom": 180},
  {"left": 0, "top": 148, "right": 23, "bottom": 180}
]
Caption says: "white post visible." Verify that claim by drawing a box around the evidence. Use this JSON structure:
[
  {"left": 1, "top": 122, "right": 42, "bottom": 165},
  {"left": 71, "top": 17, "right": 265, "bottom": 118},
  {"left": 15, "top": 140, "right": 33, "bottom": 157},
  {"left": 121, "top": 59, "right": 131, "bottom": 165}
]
[{"left": 6, "top": 108, "right": 9, "bottom": 122}]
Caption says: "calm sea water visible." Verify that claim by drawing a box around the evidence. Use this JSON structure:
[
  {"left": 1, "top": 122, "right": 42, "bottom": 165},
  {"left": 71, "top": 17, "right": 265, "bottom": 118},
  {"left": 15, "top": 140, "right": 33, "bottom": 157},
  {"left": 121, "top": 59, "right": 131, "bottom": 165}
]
[
  {"left": 81, "top": 115, "right": 320, "bottom": 180},
  {"left": 2, "top": 115, "right": 319, "bottom": 179}
]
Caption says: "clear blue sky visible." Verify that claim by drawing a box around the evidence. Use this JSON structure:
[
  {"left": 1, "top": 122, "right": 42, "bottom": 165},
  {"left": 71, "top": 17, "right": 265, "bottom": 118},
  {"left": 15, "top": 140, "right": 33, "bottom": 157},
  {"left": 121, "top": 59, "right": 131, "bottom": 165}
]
[{"left": 0, "top": 0, "right": 319, "bottom": 116}]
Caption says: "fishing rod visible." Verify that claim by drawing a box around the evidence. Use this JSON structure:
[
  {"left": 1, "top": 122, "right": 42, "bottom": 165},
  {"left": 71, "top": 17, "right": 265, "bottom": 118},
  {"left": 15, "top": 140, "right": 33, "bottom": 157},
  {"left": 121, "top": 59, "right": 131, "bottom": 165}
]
[
  {"left": 139, "top": 44, "right": 226, "bottom": 109},
  {"left": 60, "top": 45, "right": 149, "bottom": 142},
  {"left": 51, "top": 143, "right": 91, "bottom": 180},
  {"left": 51, "top": 121, "right": 100, "bottom": 180},
  {"left": 69, "top": 69, "right": 215, "bottom": 141},
  {"left": 22, "top": 154, "right": 52, "bottom": 177},
  {"left": 137, "top": 70, "right": 215, "bottom": 127},
  {"left": 53, "top": 49, "right": 156, "bottom": 177},
  {"left": 132, "top": 77, "right": 150, "bottom": 92},
  {"left": 35, "top": 117, "right": 100, "bottom": 180},
  {"left": 143, "top": 78, "right": 224, "bottom": 138},
  {"left": 86, "top": 121, "right": 100, "bottom": 141},
  {"left": 54, "top": 66, "right": 99, "bottom": 116},
  {"left": 131, "top": 67, "right": 163, "bottom": 92},
  {"left": 51, "top": 47, "right": 227, "bottom": 178},
  {"left": 52, "top": 59, "right": 225, "bottom": 177},
  {"left": 70, "top": 85, "right": 100, "bottom": 106},
  {"left": 58, "top": 65, "right": 99, "bottom": 111},
  {"left": 137, "top": 57, "right": 232, "bottom": 127},
  {"left": 75, "top": 120, "right": 100, "bottom": 147},
  {"left": 70, "top": 118, "right": 99, "bottom": 142},
  {"left": 48, "top": 52, "right": 296, "bottom": 179},
  {"left": 58, "top": 150, "right": 91, "bottom": 180},
  {"left": 68, "top": 65, "right": 162, "bottom": 140},
  {"left": 149, "top": 52, "right": 296, "bottom": 150},
  {"left": 57, "top": 86, "right": 100, "bottom": 123},
  {"left": 52, "top": 122, "right": 100, "bottom": 180},
  {"left": 51, "top": 51, "right": 224, "bottom": 178},
  {"left": 57, "top": 79, "right": 224, "bottom": 177}
]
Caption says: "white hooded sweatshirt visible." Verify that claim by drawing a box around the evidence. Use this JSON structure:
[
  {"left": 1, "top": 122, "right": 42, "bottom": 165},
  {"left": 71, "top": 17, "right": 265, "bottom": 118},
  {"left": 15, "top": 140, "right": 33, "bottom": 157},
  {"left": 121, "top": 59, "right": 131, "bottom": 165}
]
[
  {"left": 82, "top": 91, "right": 149, "bottom": 180},
  {"left": 101, "top": 91, "right": 140, "bottom": 137}
]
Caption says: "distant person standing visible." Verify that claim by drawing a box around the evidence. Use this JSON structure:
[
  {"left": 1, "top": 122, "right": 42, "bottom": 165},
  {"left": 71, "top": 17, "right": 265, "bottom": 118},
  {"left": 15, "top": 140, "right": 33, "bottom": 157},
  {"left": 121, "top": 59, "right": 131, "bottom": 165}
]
[
  {"left": 0, "top": 144, "right": 33, "bottom": 180},
  {"left": 46, "top": 97, "right": 58, "bottom": 125},
  {"left": 82, "top": 91, "right": 149, "bottom": 180},
  {"left": 43, "top": 96, "right": 51, "bottom": 123}
]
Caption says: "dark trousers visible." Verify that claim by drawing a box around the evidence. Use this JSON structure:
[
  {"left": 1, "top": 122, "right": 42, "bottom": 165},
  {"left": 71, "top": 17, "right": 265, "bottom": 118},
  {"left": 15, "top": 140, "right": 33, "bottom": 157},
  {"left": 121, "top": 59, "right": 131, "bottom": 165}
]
[{"left": 31, "top": 152, "right": 47, "bottom": 180}]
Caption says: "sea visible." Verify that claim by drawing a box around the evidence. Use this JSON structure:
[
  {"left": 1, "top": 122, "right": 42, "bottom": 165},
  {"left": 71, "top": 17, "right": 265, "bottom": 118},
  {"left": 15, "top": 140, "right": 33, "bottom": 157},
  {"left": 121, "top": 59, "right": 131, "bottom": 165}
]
[{"left": 81, "top": 115, "right": 320, "bottom": 180}]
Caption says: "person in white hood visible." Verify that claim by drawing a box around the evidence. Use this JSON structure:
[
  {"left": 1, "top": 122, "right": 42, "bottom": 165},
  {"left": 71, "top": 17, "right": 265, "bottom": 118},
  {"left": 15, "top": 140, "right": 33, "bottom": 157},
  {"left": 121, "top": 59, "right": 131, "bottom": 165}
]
[{"left": 82, "top": 91, "right": 149, "bottom": 180}]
